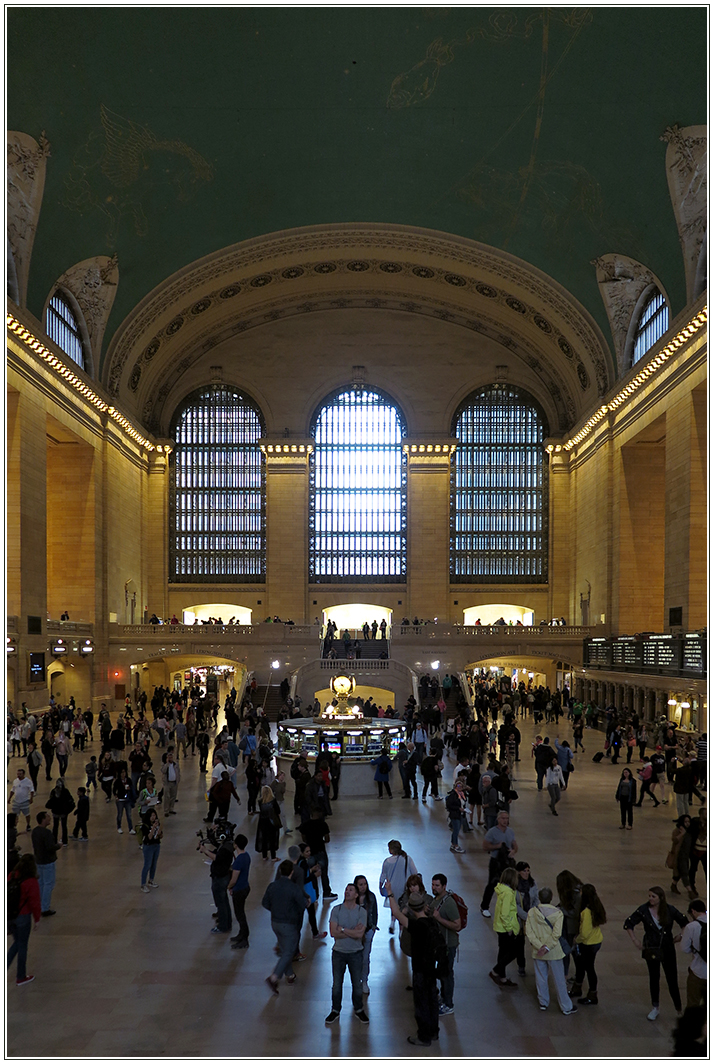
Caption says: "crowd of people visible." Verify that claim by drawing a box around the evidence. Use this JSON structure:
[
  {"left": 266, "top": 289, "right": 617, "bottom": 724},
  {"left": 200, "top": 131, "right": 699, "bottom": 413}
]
[{"left": 6, "top": 673, "right": 708, "bottom": 1053}]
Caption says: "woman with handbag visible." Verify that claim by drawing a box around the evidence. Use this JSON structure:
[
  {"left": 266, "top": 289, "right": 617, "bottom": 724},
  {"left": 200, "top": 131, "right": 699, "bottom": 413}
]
[
  {"left": 297, "top": 843, "right": 325, "bottom": 937},
  {"left": 379, "top": 840, "right": 418, "bottom": 934},
  {"left": 615, "top": 768, "right": 637, "bottom": 829},
  {"left": 255, "top": 785, "right": 281, "bottom": 861},
  {"left": 556, "top": 869, "right": 583, "bottom": 979},
  {"left": 623, "top": 885, "right": 688, "bottom": 1020}
]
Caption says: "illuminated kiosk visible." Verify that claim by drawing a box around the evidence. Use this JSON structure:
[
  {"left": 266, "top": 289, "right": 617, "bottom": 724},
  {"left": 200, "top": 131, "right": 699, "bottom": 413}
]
[{"left": 276, "top": 674, "right": 407, "bottom": 798}]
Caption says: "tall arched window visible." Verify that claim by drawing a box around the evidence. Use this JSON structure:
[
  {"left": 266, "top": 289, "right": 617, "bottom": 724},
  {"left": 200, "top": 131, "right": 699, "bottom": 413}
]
[
  {"left": 632, "top": 288, "right": 669, "bottom": 364},
  {"left": 45, "top": 291, "right": 86, "bottom": 369},
  {"left": 310, "top": 387, "right": 406, "bottom": 582},
  {"left": 170, "top": 385, "right": 265, "bottom": 582},
  {"left": 451, "top": 384, "right": 548, "bottom": 582}
]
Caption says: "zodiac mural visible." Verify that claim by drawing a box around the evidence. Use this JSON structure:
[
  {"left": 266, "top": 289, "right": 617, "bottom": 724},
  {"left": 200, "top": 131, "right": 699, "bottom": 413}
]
[{"left": 63, "top": 105, "right": 213, "bottom": 242}]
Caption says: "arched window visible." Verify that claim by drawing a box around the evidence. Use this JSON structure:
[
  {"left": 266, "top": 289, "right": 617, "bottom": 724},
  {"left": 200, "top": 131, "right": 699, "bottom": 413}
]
[
  {"left": 170, "top": 385, "right": 265, "bottom": 582},
  {"left": 310, "top": 387, "right": 406, "bottom": 582},
  {"left": 451, "top": 384, "right": 548, "bottom": 583},
  {"left": 45, "top": 291, "right": 86, "bottom": 369},
  {"left": 632, "top": 288, "right": 669, "bottom": 364}
]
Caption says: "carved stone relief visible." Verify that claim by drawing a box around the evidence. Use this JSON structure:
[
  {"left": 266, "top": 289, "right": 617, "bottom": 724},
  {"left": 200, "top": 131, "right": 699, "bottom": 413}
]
[
  {"left": 591, "top": 254, "right": 663, "bottom": 377},
  {"left": 7, "top": 130, "right": 51, "bottom": 307},
  {"left": 660, "top": 124, "right": 707, "bottom": 303},
  {"left": 54, "top": 254, "right": 119, "bottom": 368}
]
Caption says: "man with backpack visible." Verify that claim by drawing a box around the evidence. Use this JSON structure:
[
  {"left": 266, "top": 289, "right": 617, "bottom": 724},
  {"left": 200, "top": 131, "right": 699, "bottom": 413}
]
[
  {"left": 385, "top": 880, "right": 447, "bottom": 1046},
  {"left": 430, "top": 873, "right": 465, "bottom": 1016},
  {"left": 680, "top": 899, "right": 707, "bottom": 1006}
]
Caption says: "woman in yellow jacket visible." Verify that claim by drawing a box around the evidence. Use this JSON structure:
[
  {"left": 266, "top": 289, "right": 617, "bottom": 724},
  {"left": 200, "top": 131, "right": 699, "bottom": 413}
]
[
  {"left": 569, "top": 883, "right": 606, "bottom": 1004},
  {"left": 489, "top": 867, "right": 520, "bottom": 988}
]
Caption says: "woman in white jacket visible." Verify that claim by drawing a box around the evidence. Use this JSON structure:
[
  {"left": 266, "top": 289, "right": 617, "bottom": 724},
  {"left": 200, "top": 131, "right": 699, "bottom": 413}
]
[
  {"left": 545, "top": 757, "right": 565, "bottom": 816},
  {"left": 524, "top": 887, "right": 578, "bottom": 1014},
  {"left": 379, "top": 839, "right": 418, "bottom": 933}
]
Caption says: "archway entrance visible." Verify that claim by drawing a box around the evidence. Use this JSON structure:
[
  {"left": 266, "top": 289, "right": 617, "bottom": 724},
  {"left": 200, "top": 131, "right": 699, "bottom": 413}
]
[
  {"left": 323, "top": 603, "right": 392, "bottom": 638},
  {"left": 463, "top": 603, "right": 534, "bottom": 626},
  {"left": 181, "top": 603, "right": 252, "bottom": 625},
  {"left": 129, "top": 654, "right": 247, "bottom": 707}
]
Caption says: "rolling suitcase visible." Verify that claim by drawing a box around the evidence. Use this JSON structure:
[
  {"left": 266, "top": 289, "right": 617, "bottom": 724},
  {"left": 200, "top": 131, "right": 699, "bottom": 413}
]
[{"left": 592, "top": 751, "right": 605, "bottom": 763}]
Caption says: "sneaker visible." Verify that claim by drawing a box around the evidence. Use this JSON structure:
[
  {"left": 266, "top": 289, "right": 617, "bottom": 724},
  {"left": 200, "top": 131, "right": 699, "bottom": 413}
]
[
  {"left": 141, "top": 885, "right": 150, "bottom": 893},
  {"left": 210, "top": 927, "right": 226, "bottom": 934},
  {"left": 438, "top": 1004, "right": 454, "bottom": 1015},
  {"left": 286, "top": 974, "right": 297, "bottom": 985},
  {"left": 313, "top": 931, "right": 328, "bottom": 939},
  {"left": 41, "top": 910, "right": 56, "bottom": 917},
  {"left": 16, "top": 975, "right": 35, "bottom": 986},
  {"left": 293, "top": 952, "right": 306, "bottom": 962},
  {"left": 451, "top": 846, "right": 465, "bottom": 854},
  {"left": 149, "top": 882, "right": 159, "bottom": 888},
  {"left": 325, "top": 1010, "right": 340, "bottom": 1024},
  {"left": 434, "top": 795, "right": 444, "bottom": 800},
  {"left": 266, "top": 976, "right": 279, "bottom": 996},
  {"left": 324, "top": 893, "right": 338, "bottom": 900},
  {"left": 563, "top": 1007, "right": 578, "bottom": 1015},
  {"left": 354, "top": 1009, "right": 370, "bottom": 1024},
  {"left": 481, "top": 909, "right": 491, "bottom": 918},
  {"left": 129, "top": 829, "right": 136, "bottom": 835},
  {"left": 407, "top": 1036, "right": 431, "bottom": 1046},
  {"left": 539, "top": 1004, "right": 548, "bottom": 1010},
  {"left": 647, "top": 1006, "right": 660, "bottom": 1021},
  {"left": 117, "top": 828, "right": 123, "bottom": 834},
  {"left": 422, "top": 799, "right": 427, "bottom": 804},
  {"left": 517, "top": 968, "right": 526, "bottom": 977}
]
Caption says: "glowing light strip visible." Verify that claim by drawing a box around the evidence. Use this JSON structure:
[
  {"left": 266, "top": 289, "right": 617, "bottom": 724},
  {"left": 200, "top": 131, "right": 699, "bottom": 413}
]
[
  {"left": 402, "top": 443, "right": 456, "bottom": 454},
  {"left": 260, "top": 443, "right": 313, "bottom": 454},
  {"left": 7, "top": 314, "right": 155, "bottom": 451},
  {"left": 562, "top": 307, "right": 707, "bottom": 453}
]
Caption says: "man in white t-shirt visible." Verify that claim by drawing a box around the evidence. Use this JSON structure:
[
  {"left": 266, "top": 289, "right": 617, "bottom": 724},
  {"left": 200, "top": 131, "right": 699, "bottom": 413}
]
[
  {"left": 680, "top": 899, "right": 707, "bottom": 1006},
  {"left": 8, "top": 767, "right": 35, "bottom": 830}
]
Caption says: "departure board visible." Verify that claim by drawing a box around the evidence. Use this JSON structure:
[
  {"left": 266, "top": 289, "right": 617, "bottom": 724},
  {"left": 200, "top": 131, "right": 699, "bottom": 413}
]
[{"left": 682, "top": 636, "right": 706, "bottom": 675}]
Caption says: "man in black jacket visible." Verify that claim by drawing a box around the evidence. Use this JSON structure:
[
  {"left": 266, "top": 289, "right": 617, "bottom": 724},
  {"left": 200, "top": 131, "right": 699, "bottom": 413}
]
[{"left": 533, "top": 736, "right": 555, "bottom": 791}]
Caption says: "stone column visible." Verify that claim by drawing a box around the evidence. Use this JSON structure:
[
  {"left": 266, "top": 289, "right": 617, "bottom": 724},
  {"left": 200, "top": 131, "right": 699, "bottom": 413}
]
[
  {"left": 262, "top": 442, "right": 311, "bottom": 623},
  {"left": 664, "top": 386, "right": 707, "bottom": 629},
  {"left": 403, "top": 440, "right": 453, "bottom": 622},
  {"left": 146, "top": 444, "right": 172, "bottom": 620}
]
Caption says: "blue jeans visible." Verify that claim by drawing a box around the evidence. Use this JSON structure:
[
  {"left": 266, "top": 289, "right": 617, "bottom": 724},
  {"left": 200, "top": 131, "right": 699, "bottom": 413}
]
[
  {"left": 271, "top": 921, "right": 301, "bottom": 980},
  {"left": 331, "top": 947, "right": 364, "bottom": 1012},
  {"left": 7, "top": 914, "right": 32, "bottom": 980},
  {"left": 37, "top": 862, "right": 56, "bottom": 911},
  {"left": 141, "top": 844, "right": 160, "bottom": 885},
  {"left": 116, "top": 800, "right": 133, "bottom": 830},
  {"left": 449, "top": 817, "right": 461, "bottom": 847},
  {"left": 439, "top": 945, "right": 457, "bottom": 1007}
]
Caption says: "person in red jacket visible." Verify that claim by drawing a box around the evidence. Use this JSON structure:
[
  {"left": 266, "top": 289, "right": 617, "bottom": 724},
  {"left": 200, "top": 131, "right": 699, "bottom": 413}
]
[{"left": 8, "top": 853, "right": 42, "bottom": 985}]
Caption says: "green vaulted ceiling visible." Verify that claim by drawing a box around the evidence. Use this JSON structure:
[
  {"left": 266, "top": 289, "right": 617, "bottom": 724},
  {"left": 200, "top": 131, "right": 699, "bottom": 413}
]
[{"left": 8, "top": 6, "right": 707, "bottom": 370}]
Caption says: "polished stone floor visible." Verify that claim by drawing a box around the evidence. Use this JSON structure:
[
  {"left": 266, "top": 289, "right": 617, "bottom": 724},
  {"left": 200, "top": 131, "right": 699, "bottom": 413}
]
[{"left": 6, "top": 714, "right": 705, "bottom": 1059}]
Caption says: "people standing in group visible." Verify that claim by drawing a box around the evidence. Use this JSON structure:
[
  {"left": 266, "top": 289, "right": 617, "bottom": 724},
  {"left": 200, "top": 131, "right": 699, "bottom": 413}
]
[
  {"left": 679, "top": 898, "right": 707, "bottom": 1007},
  {"left": 524, "top": 887, "right": 579, "bottom": 1014},
  {"left": 324, "top": 882, "right": 370, "bottom": 1025},
  {"left": 623, "top": 885, "right": 689, "bottom": 1020},
  {"left": 31, "top": 810, "right": 62, "bottom": 917},
  {"left": 616, "top": 768, "right": 638, "bottom": 829},
  {"left": 7, "top": 853, "right": 41, "bottom": 985},
  {"left": 569, "top": 882, "right": 606, "bottom": 1005},
  {"left": 379, "top": 840, "right": 418, "bottom": 933},
  {"left": 140, "top": 809, "right": 162, "bottom": 891}
]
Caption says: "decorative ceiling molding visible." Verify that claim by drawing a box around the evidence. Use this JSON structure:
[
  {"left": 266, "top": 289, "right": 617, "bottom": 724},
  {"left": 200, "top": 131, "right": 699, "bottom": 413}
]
[
  {"left": 50, "top": 254, "right": 120, "bottom": 371},
  {"left": 7, "top": 130, "right": 50, "bottom": 308},
  {"left": 591, "top": 254, "right": 667, "bottom": 377},
  {"left": 660, "top": 124, "right": 707, "bottom": 304},
  {"left": 104, "top": 225, "right": 615, "bottom": 426}
]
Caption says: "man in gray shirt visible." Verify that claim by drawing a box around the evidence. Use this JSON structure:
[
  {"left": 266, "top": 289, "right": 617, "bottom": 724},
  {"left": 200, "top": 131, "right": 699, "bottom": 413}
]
[
  {"left": 480, "top": 810, "right": 518, "bottom": 917},
  {"left": 262, "top": 860, "right": 308, "bottom": 994},
  {"left": 325, "top": 883, "right": 370, "bottom": 1025}
]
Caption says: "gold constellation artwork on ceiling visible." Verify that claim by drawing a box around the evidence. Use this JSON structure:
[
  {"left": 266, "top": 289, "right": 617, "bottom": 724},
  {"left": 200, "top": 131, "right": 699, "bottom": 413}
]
[{"left": 63, "top": 104, "right": 213, "bottom": 242}]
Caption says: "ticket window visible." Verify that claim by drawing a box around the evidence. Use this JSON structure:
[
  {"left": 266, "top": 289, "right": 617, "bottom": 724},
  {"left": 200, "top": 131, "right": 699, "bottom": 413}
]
[{"left": 344, "top": 732, "right": 366, "bottom": 757}]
